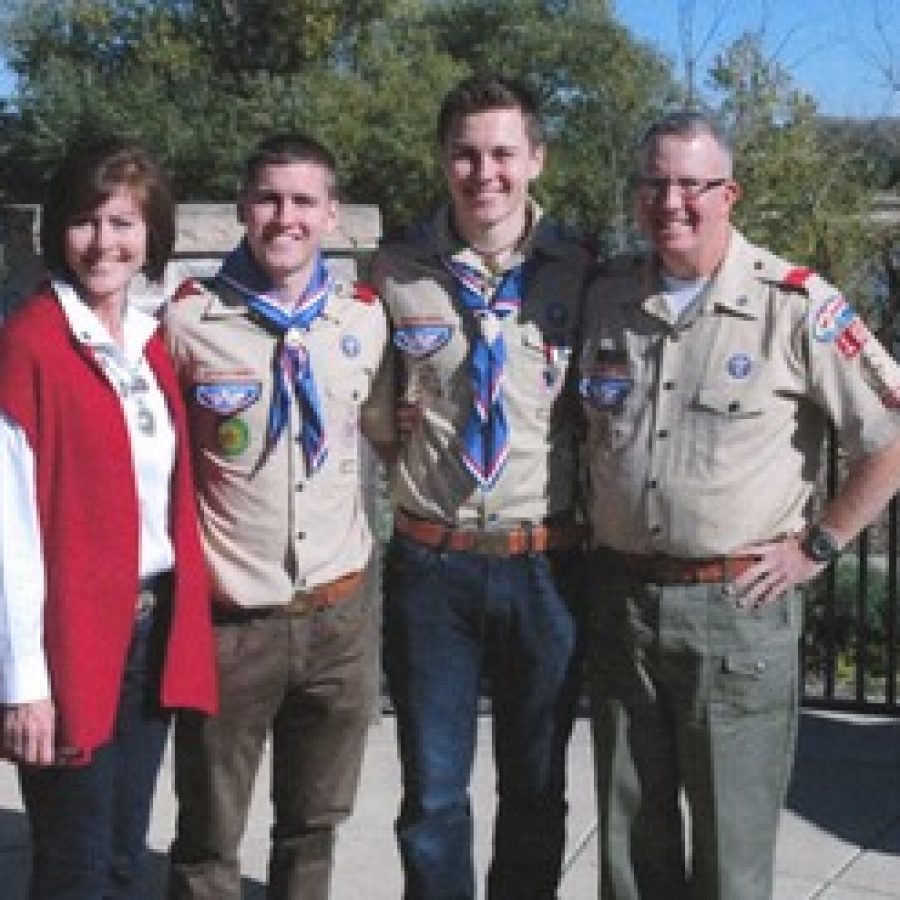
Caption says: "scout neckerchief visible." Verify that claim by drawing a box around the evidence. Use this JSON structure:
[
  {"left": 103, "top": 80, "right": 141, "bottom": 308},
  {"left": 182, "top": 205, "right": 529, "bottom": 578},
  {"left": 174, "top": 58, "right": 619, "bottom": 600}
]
[
  {"left": 444, "top": 256, "right": 527, "bottom": 490},
  {"left": 217, "top": 241, "right": 330, "bottom": 475}
]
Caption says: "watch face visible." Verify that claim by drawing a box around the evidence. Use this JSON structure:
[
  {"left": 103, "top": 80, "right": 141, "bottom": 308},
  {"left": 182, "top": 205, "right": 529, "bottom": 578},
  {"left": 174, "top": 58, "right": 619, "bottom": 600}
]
[{"left": 804, "top": 527, "right": 839, "bottom": 562}]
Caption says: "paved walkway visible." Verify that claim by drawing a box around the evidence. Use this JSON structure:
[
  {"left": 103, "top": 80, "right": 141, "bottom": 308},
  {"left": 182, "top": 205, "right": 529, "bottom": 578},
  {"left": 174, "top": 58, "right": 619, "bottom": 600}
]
[{"left": 0, "top": 709, "right": 898, "bottom": 898}]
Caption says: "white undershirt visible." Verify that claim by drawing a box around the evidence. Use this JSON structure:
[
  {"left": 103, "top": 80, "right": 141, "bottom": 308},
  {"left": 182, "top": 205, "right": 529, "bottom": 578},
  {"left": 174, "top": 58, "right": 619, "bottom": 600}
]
[
  {"left": 660, "top": 272, "right": 709, "bottom": 321},
  {"left": 0, "top": 281, "right": 176, "bottom": 703}
]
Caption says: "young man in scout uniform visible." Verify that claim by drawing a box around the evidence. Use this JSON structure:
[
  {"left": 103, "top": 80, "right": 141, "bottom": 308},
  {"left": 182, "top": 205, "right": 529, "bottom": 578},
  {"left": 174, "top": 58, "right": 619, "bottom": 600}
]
[
  {"left": 162, "top": 134, "right": 390, "bottom": 900},
  {"left": 579, "top": 110, "right": 900, "bottom": 900},
  {"left": 373, "top": 73, "right": 592, "bottom": 900}
]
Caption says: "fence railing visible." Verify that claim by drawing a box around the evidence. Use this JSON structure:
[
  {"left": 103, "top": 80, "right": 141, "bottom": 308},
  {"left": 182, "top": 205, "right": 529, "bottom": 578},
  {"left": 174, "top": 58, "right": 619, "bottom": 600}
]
[{"left": 801, "top": 431, "right": 900, "bottom": 714}]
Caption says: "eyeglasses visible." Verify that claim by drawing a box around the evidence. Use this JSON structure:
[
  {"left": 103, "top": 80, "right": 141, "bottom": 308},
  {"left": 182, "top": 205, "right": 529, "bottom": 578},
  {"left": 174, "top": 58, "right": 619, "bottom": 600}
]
[{"left": 635, "top": 177, "right": 729, "bottom": 199}]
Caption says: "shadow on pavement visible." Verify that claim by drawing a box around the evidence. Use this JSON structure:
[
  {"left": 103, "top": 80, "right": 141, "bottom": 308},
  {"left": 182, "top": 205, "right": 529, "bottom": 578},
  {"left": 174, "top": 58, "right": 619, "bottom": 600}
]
[
  {"left": 0, "top": 809, "right": 267, "bottom": 899},
  {"left": 786, "top": 710, "right": 900, "bottom": 847}
]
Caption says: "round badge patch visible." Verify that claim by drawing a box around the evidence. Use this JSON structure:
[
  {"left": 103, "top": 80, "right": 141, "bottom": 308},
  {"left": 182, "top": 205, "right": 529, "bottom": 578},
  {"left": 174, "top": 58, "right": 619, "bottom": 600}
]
[
  {"left": 341, "top": 334, "right": 361, "bottom": 358},
  {"left": 218, "top": 417, "right": 249, "bottom": 457},
  {"left": 727, "top": 352, "right": 753, "bottom": 379}
]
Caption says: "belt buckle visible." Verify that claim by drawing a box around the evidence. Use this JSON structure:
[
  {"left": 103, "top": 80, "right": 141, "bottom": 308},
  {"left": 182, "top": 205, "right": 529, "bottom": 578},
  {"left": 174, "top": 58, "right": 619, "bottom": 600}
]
[
  {"left": 477, "top": 529, "right": 512, "bottom": 556},
  {"left": 137, "top": 588, "right": 157, "bottom": 617}
]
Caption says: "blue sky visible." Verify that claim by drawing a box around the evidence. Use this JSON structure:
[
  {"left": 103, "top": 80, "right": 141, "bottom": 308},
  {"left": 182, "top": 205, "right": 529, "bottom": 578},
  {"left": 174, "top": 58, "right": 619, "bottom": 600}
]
[
  {"left": 0, "top": 1, "right": 897, "bottom": 118},
  {"left": 613, "top": 0, "right": 898, "bottom": 118}
]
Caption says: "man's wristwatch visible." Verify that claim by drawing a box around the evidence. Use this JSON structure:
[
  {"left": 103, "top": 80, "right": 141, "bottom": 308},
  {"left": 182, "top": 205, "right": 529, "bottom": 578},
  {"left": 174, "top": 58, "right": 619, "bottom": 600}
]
[{"left": 800, "top": 524, "right": 842, "bottom": 564}]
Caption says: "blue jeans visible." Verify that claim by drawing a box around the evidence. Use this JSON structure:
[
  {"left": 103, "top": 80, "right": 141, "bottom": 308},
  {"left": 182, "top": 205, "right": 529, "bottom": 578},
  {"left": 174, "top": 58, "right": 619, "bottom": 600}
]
[
  {"left": 384, "top": 535, "right": 583, "bottom": 900},
  {"left": 18, "top": 602, "right": 171, "bottom": 900}
]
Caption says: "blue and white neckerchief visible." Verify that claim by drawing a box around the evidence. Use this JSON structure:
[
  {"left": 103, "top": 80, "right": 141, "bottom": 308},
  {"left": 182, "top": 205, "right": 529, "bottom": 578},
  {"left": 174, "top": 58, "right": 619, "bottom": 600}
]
[
  {"left": 217, "top": 241, "right": 330, "bottom": 475},
  {"left": 444, "top": 257, "right": 527, "bottom": 491}
]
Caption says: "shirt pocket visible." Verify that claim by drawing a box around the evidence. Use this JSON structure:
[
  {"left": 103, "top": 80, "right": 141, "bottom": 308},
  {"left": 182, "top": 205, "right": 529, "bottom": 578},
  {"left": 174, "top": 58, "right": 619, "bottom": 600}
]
[
  {"left": 512, "top": 330, "right": 574, "bottom": 406},
  {"left": 325, "top": 370, "right": 371, "bottom": 461},
  {"left": 685, "top": 378, "right": 769, "bottom": 476}
]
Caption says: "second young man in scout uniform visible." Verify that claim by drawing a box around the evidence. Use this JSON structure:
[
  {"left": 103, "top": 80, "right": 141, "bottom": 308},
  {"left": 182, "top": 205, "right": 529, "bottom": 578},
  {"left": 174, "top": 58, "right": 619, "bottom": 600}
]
[
  {"left": 374, "top": 74, "right": 592, "bottom": 900},
  {"left": 163, "top": 135, "right": 389, "bottom": 900}
]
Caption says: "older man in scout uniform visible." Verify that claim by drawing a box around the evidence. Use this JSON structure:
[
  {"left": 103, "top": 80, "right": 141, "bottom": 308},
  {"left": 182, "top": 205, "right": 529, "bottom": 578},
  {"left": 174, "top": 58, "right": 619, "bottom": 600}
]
[
  {"left": 373, "top": 74, "right": 592, "bottom": 900},
  {"left": 162, "top": 134, "right": 389, "bottom": 900},
  {"left": 580, "top": 110, "right": 900, "bottom": 900}
]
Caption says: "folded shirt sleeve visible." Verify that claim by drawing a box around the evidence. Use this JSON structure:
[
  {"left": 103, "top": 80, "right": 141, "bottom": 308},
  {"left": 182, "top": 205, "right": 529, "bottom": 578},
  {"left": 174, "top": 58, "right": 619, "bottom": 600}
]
[{"left": 0, "top": 412, "right": 50, "bottom": 703}]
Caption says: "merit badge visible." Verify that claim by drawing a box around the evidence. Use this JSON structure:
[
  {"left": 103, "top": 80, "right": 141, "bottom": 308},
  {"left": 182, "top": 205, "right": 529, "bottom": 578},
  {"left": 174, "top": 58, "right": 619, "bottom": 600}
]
[
  {"left": 727, "top": 352, "right": 753, "bottom": 380},
  {"left": 542, "top": 343, "right": 571, "bottom": 389},
  {"left": 393, "top": 323, "right": 454, "bottom": 358},
  {"left": 341, "top": 333, "right": 361, "bottom": 358},
  {"left": 811, "top": 295, "right": 869, "bottom": 359},
  {"left": 217, "top": 417, "right": 250, "bottom": 457},
  {"left": 194, "top": 381, "right": 262, "bottom": 416}
]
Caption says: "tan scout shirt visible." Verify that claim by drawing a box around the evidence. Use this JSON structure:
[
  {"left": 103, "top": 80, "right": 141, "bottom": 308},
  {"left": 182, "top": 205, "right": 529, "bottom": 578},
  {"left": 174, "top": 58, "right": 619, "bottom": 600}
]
[
  {"left": 163, "top": 275, "right": 389, "bottom": 608},
  {"left": 581, "top": 229, "right": 900, "bottom": 557},
  {"left": 373, "top": 203, "right": 592, "bottom": 526}
]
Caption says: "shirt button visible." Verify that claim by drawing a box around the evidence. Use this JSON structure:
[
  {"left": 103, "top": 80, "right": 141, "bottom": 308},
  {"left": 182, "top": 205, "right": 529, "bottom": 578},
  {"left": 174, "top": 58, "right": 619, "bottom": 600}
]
[{"left": 657, "top": 429, "right": 669, "bottom": 439}]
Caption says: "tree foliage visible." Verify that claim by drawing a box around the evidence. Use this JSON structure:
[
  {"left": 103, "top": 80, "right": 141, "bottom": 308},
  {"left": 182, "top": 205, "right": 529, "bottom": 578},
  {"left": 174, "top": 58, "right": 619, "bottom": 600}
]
[
  {"left": 0, "top": 0, "right": 891, "bottom": 301},
  {"left": 0, "top": 0, "right": 674, "bottom": 233},
  {"left": 709, "top": 34, "right": 880, "bottom": 302}
]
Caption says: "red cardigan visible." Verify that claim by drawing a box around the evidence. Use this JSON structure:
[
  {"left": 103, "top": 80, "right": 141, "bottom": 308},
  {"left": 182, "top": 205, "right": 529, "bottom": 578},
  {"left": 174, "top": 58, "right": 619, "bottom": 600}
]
[{"left": 0, "top": 287, "right": 217, "bottom": 764}]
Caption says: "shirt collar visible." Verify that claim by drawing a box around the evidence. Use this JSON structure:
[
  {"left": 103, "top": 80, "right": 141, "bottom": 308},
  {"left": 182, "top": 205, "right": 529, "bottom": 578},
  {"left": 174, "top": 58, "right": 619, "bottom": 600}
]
[
  {"left": 52, "top": 279, "right": 158, "bottom": 363},
  {"left": 428, "top": 199, "right": 578, "bottom": 274},
  {"left": 202, "top": 263, "right": 345, "bottom": 327},
  {"left": 640, "top": 228, "right": 760, "bottom": 323}
]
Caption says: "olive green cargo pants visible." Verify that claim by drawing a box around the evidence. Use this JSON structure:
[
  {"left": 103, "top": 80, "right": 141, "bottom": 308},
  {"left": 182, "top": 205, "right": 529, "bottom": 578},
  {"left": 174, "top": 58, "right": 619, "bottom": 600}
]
[{"left": 586, "top": 560, "right": 801, "bottom": 900}]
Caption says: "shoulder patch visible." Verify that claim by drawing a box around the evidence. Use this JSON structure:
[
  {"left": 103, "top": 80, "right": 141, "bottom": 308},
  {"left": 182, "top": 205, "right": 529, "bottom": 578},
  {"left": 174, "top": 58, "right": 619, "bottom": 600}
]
[
  {"left": 353, "top": 281, "right": 379, "bottom": 304},
  {"left": 171, "top": 278, "right": 204, "bottom": 303}
]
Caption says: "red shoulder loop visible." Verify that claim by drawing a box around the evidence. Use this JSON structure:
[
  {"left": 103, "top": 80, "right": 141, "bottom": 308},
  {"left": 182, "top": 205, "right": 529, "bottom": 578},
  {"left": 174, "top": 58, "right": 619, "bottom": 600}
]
[
  {"left": 782, "top": 267, "right": 815, "bottom": 290},
  {"left": 353, "top": 281, "right": 378, "bottom": 304},
  {"left": 172, "top": 278, "right": 203, "bottom": 303}
]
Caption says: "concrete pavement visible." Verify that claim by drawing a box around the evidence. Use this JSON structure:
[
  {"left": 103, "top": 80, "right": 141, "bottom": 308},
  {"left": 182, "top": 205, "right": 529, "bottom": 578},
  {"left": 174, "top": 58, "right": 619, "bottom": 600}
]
[{"left": 1, "top": 710, "right": 899, "bottom": 898}]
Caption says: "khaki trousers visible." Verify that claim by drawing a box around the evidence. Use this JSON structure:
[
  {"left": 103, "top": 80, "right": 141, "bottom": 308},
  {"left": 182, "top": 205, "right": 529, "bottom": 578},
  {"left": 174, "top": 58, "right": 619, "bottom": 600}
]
[
  {"left": 586, "top": 561, "right": 801, "bottom": 900},
  {"left": 168, "top": 583, "right": 378, "bottom": 900}
]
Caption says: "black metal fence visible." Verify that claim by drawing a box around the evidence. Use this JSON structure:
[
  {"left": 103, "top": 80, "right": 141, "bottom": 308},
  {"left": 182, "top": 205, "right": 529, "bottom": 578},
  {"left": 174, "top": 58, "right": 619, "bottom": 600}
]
[{"left": 801, "top": 433, "right": 900, "bottom": 714}]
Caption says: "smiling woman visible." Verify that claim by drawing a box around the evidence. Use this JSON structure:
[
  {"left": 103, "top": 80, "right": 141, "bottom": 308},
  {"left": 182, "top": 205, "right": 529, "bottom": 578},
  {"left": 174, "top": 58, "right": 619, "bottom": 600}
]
[{"left": 0, "top": 138, "right": 217, "bottom": 899}]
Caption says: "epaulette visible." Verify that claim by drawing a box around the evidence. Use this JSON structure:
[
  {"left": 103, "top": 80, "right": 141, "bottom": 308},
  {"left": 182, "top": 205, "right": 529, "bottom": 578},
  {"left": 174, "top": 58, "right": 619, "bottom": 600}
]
[
  {"left": 353, "top": 281, "right": 379, "bottom": 304},
  {"left": 779, "top": 267, "right": 816, "bottom": 293},
  {"left": 171, "top": 278, "right": 205, "bottom": 302}
]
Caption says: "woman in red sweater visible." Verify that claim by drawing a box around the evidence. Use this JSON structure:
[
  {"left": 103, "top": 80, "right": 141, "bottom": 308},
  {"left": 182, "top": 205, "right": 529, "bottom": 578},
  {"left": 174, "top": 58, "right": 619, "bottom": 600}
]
[{"left": 0, "top": 138, "right": 217, "bottom": 899}]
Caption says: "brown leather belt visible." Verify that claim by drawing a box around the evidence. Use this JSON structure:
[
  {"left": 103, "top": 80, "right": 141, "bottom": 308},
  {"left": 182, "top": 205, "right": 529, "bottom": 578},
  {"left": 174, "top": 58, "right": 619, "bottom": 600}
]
[
  {"left": 213, "top": 570, "right": 364, "bottom": 623},
  {"left": 286, "top": 570, "right": 364, "bottom": 614},
  {"left": 394, "top": 509, "right": 584, "bottom": 557},
  {"left": 597, "top": 548, "right": 759, "bottom": 585}
]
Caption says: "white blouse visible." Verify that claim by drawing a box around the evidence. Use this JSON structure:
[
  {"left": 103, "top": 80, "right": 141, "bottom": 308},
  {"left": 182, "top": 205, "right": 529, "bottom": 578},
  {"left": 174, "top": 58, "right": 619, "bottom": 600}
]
[{"left": 0, "top": 281, "right": 176, "bottom": 703}]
